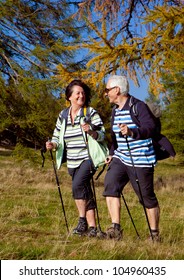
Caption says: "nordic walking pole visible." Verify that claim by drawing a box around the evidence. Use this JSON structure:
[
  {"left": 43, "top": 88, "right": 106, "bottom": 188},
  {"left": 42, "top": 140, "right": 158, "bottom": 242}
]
[
  {"left": 90, "top": 173, "right": 104, "bottom": 234},
  {"left": 121, "top": 192, "right": 140, "bottom": 238},
  {"left": 125, "top": 136, "right": 154, "bottom": 241},
  {"left": 83, "top": 127, "right": 105, "bottom": 237},
  {"left": 49, "top": 149, "right": 69, "bottom": 234}
]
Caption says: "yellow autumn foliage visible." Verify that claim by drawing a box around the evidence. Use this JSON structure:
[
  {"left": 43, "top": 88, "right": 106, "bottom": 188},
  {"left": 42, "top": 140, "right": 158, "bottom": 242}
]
[{"left": 57, "top": 2, "right": 184, "bottom": 96}]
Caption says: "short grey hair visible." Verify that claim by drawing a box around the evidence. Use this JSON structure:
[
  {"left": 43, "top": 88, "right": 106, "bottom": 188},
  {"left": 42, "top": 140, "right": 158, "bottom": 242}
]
[{"left": 108, "top": 75, "right": 129, "bottom": 95}]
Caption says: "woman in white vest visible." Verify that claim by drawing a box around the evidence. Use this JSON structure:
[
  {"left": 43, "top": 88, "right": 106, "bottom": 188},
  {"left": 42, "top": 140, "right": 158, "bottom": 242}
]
[{"left": 46, "top": 80, "right": 108, "bottom": 237}]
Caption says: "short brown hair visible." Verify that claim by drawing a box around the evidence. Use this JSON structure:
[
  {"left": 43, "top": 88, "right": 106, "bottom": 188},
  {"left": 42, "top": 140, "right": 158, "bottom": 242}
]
[{"left": 65, "top": 80, "right": 91, "bottom": 106}]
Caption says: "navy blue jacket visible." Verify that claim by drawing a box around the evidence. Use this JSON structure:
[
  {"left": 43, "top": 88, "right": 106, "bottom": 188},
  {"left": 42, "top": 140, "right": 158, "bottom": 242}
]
[{"left": 110, "top": 95, "right": 176, "bottom": 160}]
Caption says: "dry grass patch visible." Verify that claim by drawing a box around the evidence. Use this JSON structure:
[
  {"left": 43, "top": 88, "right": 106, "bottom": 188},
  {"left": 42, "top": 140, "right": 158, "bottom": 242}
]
[{"left": 0, "top": 149, "right": 184, "bottom": 259}]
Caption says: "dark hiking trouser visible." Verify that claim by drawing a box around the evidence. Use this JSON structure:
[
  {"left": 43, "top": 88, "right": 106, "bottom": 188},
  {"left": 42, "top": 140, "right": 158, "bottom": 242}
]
[
  {"left": 103, "top": 157, "right": 158, "bottom": 208},
  {"left": 68, "top": 160, "right": 96, "bottom": 211}
]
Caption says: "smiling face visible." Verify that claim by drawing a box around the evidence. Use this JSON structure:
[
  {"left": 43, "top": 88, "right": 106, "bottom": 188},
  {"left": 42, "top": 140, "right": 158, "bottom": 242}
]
[{"left": 69, "top": 85, "right": 86, "bottom": 108}]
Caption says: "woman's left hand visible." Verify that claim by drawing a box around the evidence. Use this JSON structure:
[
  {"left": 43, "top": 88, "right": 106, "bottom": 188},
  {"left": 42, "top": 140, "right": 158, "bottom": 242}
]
[
  {"left": 81, "top": 123, "right": 90, "bottom": 133},
  {"left": 81, "top": 124, "right": 98, "bottom": 139}
]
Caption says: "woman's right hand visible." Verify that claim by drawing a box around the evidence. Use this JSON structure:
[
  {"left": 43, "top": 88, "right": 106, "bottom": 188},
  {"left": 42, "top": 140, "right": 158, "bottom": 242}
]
[
  {"left": 105, "top": 156, "right": 112, "bottom": 165},
  {"left": 46, "top": 141, "right": 55, "bottom": 150}
]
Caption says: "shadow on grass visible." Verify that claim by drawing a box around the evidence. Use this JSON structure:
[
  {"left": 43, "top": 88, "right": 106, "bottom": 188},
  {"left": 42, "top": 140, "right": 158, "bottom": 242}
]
[
  {"left": 0, "top": 146, "right": 14, "bottom": 157},
  {"left": 0, "top": 150, "right": 13, "bottom": 157}
]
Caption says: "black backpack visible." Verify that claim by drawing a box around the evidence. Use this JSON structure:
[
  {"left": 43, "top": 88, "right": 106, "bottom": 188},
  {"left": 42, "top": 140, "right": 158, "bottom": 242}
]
[{"left": 129, "top": 96, "right": 176, "bottom": 161}]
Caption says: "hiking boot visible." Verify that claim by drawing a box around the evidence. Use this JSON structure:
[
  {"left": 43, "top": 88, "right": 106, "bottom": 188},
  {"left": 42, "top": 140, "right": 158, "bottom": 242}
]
[
  {"left": 148, "top": 233, "right": 161, "bottom": 243},
  {"left": 73, "top": 218, "right": 88, "bottom": 235},
  {"left": 86, "top": 227, "right": 97, "bottom": 237},
  {"left": 147, "top": 229, "right": 161, "bottom": 243},
  {"left": 106, "top": 226, "right": 123, "bottom": 241},
  {"left": 97, "top": 230, "right": 107, "bottom": 239}
]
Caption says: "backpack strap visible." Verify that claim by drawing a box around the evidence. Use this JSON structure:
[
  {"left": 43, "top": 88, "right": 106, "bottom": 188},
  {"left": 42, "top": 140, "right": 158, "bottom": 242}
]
[
  {"left": 60, "top": 107, "right": 70, "bottom": 120},
  {"left": 111, "top": 105, "right": 117, "bottom": 128},
  {"left": 128, "top": 97, "right": 140, "bottom": 127},
  {"left": 132, "top": 103, "right": 138, "bottom": 117},
  {"left": 59, "top": 107, "right": 70, "bottom": 132},
  {"left": 83, "top": 106, "right": 87, "bottom": 117},
  {"left": 81, "top": 106, "right": 91, "bottom": 121},
  {"left": 82, "top": 107, "right": 102, "bottom": 131}
]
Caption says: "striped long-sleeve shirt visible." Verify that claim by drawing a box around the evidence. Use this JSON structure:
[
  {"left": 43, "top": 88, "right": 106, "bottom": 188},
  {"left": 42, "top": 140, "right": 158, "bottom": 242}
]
[{"left": 52, "top": 106, "right": 105, "bottom": 169}]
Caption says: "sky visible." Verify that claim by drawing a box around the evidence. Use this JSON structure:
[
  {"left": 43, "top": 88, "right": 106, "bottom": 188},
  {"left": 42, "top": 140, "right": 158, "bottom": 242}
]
[{"left": 129, "top": 79, "right": 149, "bottom": 101}]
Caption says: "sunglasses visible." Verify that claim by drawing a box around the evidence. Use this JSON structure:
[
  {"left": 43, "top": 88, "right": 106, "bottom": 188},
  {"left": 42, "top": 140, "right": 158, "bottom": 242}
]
[{"left": 104, "top": 86, "right": 117, "bottom": 93}]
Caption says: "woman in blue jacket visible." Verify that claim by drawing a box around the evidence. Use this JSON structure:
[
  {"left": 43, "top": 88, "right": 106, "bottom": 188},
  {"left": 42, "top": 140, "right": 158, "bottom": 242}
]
[{"left": 46, "top": 80, "right": 108, "bottom": 237}]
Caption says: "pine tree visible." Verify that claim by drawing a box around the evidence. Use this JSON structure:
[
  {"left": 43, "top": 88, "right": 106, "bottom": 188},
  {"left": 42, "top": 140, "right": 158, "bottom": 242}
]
[
  {"left": 161, "top": 72, "right": 184, "bottom": 154},
  {"left": 0, "top": 0, "right": 84, "bottom": 147}
]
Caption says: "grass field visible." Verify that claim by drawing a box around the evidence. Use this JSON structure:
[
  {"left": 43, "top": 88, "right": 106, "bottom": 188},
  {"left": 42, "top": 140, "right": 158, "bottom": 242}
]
[{"left": 0, "top": 147, "right": 184, "bottom": 260}]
